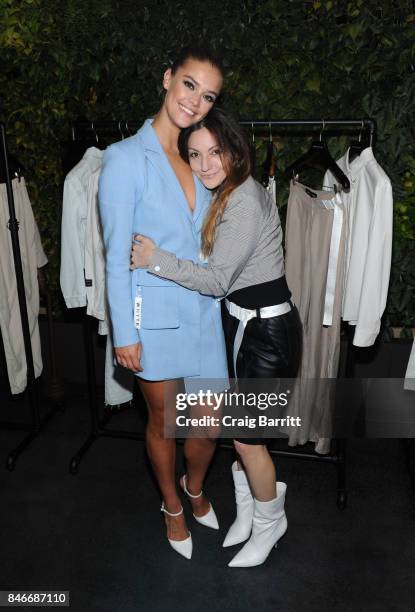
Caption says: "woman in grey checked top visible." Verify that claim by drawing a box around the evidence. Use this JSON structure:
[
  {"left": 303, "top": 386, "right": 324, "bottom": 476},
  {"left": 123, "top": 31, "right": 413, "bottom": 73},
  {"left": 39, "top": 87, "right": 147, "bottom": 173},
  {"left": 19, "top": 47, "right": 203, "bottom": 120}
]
[{"left": 131, "top": 107, "right": 302, "bottom": 567}]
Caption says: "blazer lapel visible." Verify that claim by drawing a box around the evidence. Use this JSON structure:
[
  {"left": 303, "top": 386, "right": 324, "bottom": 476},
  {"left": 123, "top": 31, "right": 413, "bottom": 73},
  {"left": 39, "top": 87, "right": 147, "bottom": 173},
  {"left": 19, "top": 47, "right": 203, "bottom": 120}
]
[
  {"left": 138, "top": 119, "right": 193, "bottom": 221},
  {"left": 192, "top": 176, "right": 211, "bottom": 227}
]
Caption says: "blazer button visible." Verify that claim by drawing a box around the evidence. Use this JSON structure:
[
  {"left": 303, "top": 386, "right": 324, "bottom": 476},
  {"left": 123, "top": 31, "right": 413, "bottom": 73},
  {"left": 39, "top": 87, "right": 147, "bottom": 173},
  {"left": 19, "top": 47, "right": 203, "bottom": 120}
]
[{"left": 154, "top": 265, "right": 160, "bottom": 272}]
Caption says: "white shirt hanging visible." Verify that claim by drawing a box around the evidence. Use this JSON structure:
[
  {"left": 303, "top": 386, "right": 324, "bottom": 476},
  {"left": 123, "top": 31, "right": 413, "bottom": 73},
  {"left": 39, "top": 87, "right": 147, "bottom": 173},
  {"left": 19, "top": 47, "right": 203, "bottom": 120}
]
[
  {"left": 60, "top": 147, "right": 104, "bottom": 309},
  {"left": 60, "top": 147, "right": 133, "bottom": 406},
  {"left": 323, "top": 147, "right": 393, "bottom": 347}
]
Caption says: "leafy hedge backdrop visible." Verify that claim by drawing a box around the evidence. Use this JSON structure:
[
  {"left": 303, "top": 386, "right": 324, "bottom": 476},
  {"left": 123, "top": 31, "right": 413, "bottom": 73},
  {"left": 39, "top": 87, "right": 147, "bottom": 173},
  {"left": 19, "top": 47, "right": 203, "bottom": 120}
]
[{"left": 1, "top": 0, "right": 414, "bottom": 332}]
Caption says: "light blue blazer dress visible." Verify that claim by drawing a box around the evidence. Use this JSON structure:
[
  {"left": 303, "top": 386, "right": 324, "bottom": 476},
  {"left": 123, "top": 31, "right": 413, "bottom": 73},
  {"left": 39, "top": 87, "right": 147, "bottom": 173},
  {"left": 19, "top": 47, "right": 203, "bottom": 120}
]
[{"left": 98, "top": 119, "right": 228, "bottom": 386}]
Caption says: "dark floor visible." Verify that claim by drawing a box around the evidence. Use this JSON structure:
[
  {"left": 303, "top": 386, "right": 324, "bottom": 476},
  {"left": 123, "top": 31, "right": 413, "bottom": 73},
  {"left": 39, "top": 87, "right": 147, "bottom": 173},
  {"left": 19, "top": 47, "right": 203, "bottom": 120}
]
[{"left": 1, "top": 383, "right": 415, "bottom": 612}]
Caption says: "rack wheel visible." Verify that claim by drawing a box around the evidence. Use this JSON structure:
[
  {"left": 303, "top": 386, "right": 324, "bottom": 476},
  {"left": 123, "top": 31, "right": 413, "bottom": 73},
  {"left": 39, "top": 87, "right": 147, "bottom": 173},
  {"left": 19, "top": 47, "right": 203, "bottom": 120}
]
[
  {"left": 337, "top": 490, "right": 347, "bottom": 510},
  {"left": 70, "top": 458, "right": 79, "bottom": 475},
  {"left": 6, "top": 454, "right": 16, "bottom": 471}
]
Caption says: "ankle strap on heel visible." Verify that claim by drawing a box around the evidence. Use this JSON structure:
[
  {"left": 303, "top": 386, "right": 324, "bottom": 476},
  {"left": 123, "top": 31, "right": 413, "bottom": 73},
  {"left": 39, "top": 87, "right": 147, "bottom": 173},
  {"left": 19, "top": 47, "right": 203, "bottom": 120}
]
[
  {"left": 160, "top": 502, "right": 184, "bottom": 517},
  {"left": 182, "top": 474, "right": 203, "bottom": 499}
]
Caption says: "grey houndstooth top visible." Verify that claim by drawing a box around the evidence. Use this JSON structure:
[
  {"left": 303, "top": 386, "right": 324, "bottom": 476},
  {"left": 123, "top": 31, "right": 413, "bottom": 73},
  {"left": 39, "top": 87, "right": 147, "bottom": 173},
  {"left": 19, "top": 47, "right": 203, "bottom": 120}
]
[{"left": 148, "top": 175, "right": 286, "bottom": 297}]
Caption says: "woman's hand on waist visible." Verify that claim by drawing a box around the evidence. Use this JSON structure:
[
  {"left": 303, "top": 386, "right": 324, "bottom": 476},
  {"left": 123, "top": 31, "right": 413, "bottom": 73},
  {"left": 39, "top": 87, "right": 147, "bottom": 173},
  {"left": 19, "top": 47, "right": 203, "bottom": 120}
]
[{"left": 130, "top": 234, "right": 156, "bottom": 269}]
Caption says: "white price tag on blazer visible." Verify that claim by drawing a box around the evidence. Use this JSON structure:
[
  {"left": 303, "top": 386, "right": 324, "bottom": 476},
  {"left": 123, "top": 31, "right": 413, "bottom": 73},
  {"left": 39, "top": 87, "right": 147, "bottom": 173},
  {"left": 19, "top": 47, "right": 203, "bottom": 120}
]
[{"left": 134, "top": 296, "right": 142, "bottom": 330}]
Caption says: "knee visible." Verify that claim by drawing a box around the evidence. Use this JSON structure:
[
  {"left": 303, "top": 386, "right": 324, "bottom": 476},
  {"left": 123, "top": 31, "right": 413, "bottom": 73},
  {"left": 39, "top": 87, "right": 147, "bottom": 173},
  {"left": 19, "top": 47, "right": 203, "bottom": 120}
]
[
  {"left": 184, "top": 435, "right": 217, "bottom": 455},
  {"left": 233, "top": 440, "right": 265, "bottom": 461},
  {"left": 205, "top": 428, "right": 220, "bottom": 442},
  {"left": 147, "top": 405, "right": 166, "bottom": 437}
]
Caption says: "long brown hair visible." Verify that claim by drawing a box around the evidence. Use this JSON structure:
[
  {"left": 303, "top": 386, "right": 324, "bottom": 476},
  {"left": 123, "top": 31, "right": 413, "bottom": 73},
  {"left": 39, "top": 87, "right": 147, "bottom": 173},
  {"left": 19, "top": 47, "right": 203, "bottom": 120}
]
[{"left": 178, "top": 107, "right": 251, "bottom": 257}]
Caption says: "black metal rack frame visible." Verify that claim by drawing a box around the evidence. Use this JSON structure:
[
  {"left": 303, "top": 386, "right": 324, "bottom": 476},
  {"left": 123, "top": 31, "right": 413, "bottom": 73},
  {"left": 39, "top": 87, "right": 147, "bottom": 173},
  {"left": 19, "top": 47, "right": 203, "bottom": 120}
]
[
  {"left": 72, "top": 118, "right": 376, "bottom": 143},
  {"left": 68, "top": 117, "right": 377, "bottom": 509}
]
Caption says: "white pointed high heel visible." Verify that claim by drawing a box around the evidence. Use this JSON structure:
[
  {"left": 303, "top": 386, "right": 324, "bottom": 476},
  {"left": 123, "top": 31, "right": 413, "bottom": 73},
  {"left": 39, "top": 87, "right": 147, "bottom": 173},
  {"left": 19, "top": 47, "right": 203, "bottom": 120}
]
[
  {"left": 181, "top": 474, "right": 219, "bottom": 530},
  {"left": 223, "top": 461, "right": 254, "bottom": 547},
  {"left": 160, "top": 502, "right": 193, "bottom": 559},
  {"left": 228, "top": 482, "right": 287, "bottom": 568}
]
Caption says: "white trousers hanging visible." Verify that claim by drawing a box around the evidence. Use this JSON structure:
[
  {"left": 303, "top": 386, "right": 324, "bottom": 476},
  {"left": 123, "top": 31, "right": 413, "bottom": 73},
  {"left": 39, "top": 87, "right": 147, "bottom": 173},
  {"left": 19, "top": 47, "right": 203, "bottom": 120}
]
[
  {"left": 0, "top": 178, "right": 47, "bottom": 393},
  {"left": 283, "top": 181, "right": 346, "bottom": 453}
]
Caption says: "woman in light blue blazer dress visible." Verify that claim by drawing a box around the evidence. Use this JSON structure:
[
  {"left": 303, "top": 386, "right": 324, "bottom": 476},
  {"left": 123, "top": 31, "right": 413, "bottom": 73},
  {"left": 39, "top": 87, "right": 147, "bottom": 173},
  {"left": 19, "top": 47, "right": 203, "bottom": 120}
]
[{"left": 98, "top": 46, "right": 228, "bottom": 560}]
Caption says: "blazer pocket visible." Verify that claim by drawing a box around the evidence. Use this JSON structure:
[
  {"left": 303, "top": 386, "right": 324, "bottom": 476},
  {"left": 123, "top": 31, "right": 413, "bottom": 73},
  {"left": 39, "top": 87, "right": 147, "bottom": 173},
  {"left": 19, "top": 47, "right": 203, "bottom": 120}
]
[{"left": 138, "top": 285, "right": 180, "bottom": 329}]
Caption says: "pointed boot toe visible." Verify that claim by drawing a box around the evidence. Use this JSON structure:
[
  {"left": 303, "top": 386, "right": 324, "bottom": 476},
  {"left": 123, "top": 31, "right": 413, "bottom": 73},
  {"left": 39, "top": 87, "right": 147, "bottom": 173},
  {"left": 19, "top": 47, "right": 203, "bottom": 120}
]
[
  {"left": 222, "top": 462, "right": 254, "bottom": 547},
  {"left": 228, "top": 482, "right": 287, "bottom": 568}
]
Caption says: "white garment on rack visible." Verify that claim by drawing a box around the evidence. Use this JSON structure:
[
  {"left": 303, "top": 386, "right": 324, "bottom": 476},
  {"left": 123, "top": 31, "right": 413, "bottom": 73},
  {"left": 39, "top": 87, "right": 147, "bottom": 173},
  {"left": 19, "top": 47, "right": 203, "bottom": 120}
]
[
  {"left": 266, "top": 175, "right": 276, "bottom": 204},
  {"left": 60, "top": 147, "right": 134, "bottom": 406},
  {"left": 84, "top": 167, "right": 107, "bottom": 320},
  {"left": 323, "top": 147, "right": 393, "bottom": 347},
  {"left": 97, "top": 317, "right": 133, "bottom": 405},
  {"left": 283, "top": 182, "right": 346, "bottom": 454},
  {"left": 404, "top": 337, "right": 415, "bottom": 392},
  {"left": 0, "top": 177, "right": 47, "bottom": 393},
  {"left": 104, "top": 332, "right": 135, "bottom": 406},
  {"left": 60, "top": 147, "right": 104, "bottom": 309}
]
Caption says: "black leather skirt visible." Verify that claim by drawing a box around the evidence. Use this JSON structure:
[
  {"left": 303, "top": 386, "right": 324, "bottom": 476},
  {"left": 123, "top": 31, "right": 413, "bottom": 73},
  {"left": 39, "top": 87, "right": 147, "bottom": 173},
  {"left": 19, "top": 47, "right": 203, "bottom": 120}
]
[{"left": 221, "top": 300, "right": 303, "bottom": 445}]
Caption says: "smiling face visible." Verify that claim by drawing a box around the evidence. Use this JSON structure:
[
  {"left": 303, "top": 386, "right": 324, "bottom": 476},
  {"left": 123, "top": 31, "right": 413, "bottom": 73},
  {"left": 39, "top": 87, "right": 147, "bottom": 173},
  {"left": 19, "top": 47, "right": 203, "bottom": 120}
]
[
  {"left": 162, "top": 58, "right": 223, "bottom": 129},
  {"left": 187, "top": 127, "right": 227, "bottom": 189}
]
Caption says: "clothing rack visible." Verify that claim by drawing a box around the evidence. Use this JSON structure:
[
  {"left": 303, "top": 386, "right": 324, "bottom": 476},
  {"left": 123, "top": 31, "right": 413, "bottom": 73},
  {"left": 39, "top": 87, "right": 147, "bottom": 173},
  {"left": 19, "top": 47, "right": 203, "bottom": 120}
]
[
  {"left": 69, "top": 117, "right": 376, "bottom": 508},
  {"left": 72, "top": 118, "right": 376, "bottom": 144},
  {"left": 0, "top": 123, "right": 62, "bottom": 470}
]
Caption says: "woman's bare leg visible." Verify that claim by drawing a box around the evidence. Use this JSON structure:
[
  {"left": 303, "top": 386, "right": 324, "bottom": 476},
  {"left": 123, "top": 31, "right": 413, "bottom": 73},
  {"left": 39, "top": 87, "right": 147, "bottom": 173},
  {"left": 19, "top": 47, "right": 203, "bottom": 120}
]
[
  {"left": 181, "top": 396, "right": 221, "bottom": 516},
  {"left": 233, "top": 441, "right": 277, "bottom": 501},
  {"left": 138, "top": 378, "right": 188, "bottom": 540},
  {"left": 182, "top": 436, "right": 216, "bottom": 516}
]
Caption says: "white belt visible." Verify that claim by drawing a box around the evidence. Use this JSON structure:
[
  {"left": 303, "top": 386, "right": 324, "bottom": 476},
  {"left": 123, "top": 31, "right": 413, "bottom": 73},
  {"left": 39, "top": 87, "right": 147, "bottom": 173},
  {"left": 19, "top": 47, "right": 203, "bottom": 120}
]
[
  {"left": 225, "top": 299, "right": 292, "bottom": 378},
  {"left": 322, "top": 193, "right": 343, "bottom": 326}
]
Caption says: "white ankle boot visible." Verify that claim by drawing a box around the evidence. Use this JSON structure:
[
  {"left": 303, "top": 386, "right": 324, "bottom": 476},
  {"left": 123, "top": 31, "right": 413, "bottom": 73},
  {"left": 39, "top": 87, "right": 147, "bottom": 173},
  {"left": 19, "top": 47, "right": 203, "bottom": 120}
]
[
  {"left": 223, "top": 461, "right": 254, "bottom": 547},
  {"left": 228, "top": 482, "right": 287, "bottom": 568}
]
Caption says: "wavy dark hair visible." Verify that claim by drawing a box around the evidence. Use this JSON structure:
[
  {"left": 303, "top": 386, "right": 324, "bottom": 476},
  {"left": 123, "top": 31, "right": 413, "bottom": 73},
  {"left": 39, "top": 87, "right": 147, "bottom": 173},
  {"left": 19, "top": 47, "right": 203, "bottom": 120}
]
[{"left": 178, "top": 107, "right": 251, "bottom": 256}]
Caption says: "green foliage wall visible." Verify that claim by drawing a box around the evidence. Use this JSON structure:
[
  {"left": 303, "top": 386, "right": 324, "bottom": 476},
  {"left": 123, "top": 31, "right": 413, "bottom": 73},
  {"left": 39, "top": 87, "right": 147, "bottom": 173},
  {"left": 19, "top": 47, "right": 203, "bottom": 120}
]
[{"left": 1, "top": 0, "right": 414, "bottom": 329}]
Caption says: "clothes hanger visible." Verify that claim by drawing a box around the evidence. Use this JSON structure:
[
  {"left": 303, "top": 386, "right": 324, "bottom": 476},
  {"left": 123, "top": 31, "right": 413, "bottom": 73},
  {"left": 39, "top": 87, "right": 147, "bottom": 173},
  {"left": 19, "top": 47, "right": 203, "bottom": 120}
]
[
  {"left": 348, "top": 120, "right": 366, "bottom": 163},
  {"left": 61, "top": 120, "right": 106, "bottom": 175},
  {"left": 90, "top": 121, "right": 107, "bottom": 151},
  {"left": 0, "top": 152, "right": 25, "bottom": 183},
  {"left": 91, "top": 121, "right": 99, "bottom": 145},
  {"left": 261, "top": 122, "right": 275, "bottom": 187},
  {"left": 285, "top": 120, "right": 350, "bottom": 191},
  {"left": 250, "top": 121, "right": 256, "bottom": 170}
]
